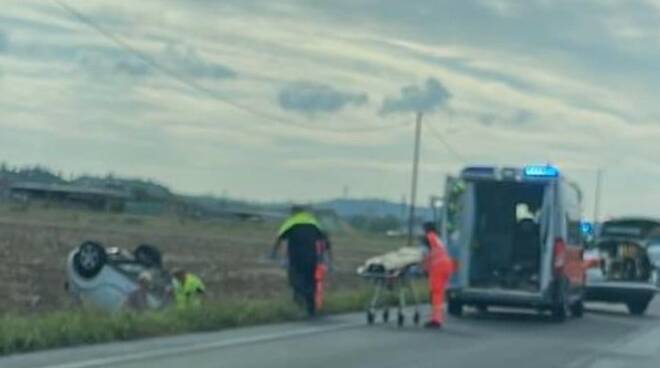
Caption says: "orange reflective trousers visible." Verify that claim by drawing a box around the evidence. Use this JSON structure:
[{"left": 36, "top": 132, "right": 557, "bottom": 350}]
[{"left": 425, "top": 232, "right": 454, "bottom": 323}]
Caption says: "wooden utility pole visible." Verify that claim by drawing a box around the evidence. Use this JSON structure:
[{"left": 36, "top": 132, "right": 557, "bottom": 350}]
[
  {"left": 407, "top": 112, "right": 424, "bottom": 246},
  {"left": 593, "top": 169, "right": 603, "bottom": 224}
]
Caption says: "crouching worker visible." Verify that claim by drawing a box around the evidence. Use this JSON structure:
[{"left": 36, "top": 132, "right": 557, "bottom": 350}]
[
  {"left": 422, "top": 222, "right": 454, "bottom": 329},
  {"left": 172, "top": 269, "right": 206, "bottom": 310},
  {"left": 124, "top": 271, "right": 152, "bottom": 312}
]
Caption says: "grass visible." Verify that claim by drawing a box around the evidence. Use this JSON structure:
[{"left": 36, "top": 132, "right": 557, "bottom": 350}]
[
  {"left": 0, "top": 289, "right": 380, "bottom": 356},
  {"left": 0, "top": 203, "right": 413, "bottom": 355},
  {"left": 0, "top": 283, "right": 429, "bottom": 357},
  {"left": 0, "top": 202, "right": 402, "bottom": 312}
]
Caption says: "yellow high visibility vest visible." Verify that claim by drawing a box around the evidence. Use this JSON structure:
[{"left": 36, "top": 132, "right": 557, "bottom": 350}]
[{"left": 174, "top": 273, "right": 205, "bottom": 309}]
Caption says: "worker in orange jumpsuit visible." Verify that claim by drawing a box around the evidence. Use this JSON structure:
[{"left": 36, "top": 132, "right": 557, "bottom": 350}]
[{"left": 422, "top": 222, "right": 454, "bottom": 329}]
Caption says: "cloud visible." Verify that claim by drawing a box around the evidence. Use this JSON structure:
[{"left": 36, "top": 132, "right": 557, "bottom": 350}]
[
  {"left": 72, "top": 42, "right": 237, "bottom": 81},
  {"left": 477, "top": 109, "right": 535, "bottom": 127},
  {"left": 381, "top": 78, "right": 451, "bottom": 114},
  {"left": 163, "top": 43, "right": 237, "bottom": 79},
  {"left": 75, "top": 50, "right": 151, "bottom": 77},
  {"left": 0, "top": 30, "right": 8, "bottom": 53},
  {"left": 278, "top": 81, "right": 368, "bottom": 114}
]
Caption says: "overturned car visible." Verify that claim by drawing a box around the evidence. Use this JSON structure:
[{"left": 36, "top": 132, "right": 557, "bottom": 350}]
[
  {"left": 66, "top": 241, "right": 173, "bottom": 312},
  {"left": 585, "top": 218, "right": 660, "bottom": 315}
]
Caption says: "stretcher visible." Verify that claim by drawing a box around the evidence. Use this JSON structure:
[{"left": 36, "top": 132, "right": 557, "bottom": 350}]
[{"left": 357, "top": 247, "right": 425, "bottom": 326}]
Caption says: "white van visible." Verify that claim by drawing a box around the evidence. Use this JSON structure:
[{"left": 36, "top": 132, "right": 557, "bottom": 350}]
[{"left": 442, "top": 165, "right": 586, "bottom": 322}]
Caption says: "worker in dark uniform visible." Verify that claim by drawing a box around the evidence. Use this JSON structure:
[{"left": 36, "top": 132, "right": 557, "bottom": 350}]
[{"left": 271, "top": 206, "right": 331, "bottom": 317}]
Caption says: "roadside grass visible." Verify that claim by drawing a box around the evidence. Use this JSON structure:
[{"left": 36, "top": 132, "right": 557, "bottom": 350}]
[
  {"left": 1, "top": 283, "right": 428, "bottom": 356},
  {"left": 0, "top": 288, "right": 374, "bottom": 356}
]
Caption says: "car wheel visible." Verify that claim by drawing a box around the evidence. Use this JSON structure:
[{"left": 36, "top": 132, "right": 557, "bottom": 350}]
[
  {"left": 627, "top": 299, "right": 651, "bottom": 316},
  {"left": 448, "top": 300, "right": 463, "bottom": 317},
  {"left": 134, "top": 244, "right": 162, "bottom": 268},
  {"left": 73, "top": 241, "right": 107, "bottom": 279}
]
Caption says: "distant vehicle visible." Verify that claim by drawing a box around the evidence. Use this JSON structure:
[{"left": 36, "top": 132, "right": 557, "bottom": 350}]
[
  {"left": 584, "top": 218, "right": 660, "bottom": 315},
  {"left": 442, "top": 165, "right": 586, "bottom": 322},
  {"left": 66, "top": 241, "right": 172, "bottom": 312}
]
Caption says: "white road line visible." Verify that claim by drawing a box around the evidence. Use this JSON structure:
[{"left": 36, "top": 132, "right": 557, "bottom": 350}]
[{"left": 38, "top": 321, "right": 362, "bottom": 368}]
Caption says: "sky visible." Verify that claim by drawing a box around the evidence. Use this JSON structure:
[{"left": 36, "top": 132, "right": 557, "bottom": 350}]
[{"left": 2, "top": 0, "right": 660, "bottom": 218}]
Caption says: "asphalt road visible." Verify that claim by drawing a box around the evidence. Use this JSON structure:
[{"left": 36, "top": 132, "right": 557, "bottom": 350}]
[{"left": 3, "top": 301, "right": 660, "bottom": 368}]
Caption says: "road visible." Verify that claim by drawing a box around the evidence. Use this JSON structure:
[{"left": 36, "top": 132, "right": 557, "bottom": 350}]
[{"left": 3, "top": 301, "right": 660, "bottom": 368}]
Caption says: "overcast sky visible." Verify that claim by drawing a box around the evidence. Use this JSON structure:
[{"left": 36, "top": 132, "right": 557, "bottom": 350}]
[{"left": 2, "top": 0, "right": 660, "bottom": 218}]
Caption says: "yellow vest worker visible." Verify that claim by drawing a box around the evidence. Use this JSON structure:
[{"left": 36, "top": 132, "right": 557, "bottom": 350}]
[
  {"left": 271, "top": 207, "right": 331, "bottom": 317},
  {"left": 172, "top": 270, "right": 205, "bottom": 309}
]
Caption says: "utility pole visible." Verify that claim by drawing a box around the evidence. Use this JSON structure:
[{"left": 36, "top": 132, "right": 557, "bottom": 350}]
[
  {"left": 407, "top": 112, "right": 424, "bottom": 246},
  {"left": 593, "top": 169, "right": 603, "bottom": 224},
  {"left": 400, "top": 194, "right": 407, "bottom": 223}
]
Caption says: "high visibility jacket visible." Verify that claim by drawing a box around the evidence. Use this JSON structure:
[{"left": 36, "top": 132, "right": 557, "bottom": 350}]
[
  {"left": 278, "top": 212, "right": 328, "bottom": 269},
  {"left": 277, "top": 212, "right": 322, "bottom": 237},
  {"left": 424, "top": 232, "right": 454, "bottom": 287},
  {"left": 174, "top": 273, "right": 205, "bottom": 309}
]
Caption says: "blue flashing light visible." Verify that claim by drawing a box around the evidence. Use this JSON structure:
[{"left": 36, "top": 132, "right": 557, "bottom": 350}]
[
  {"left": 580, "top": 221, "right": 594, "bottom": 235},
  {"left": 523, "top": 165, "right": 559, "bottom": 178}
]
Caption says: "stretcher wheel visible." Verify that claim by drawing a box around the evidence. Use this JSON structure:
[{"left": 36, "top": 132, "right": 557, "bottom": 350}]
[
  {"left": 413, "top": 312, "right": 420, "bottom": 325},
  {"left": 367, "top": 311, "right": 375, "bottom": 325},
  {"left": 397, "top": 313, "right": 405, "bottom": 327},
  {"left": 382, "top": 309, "right": 390, "bottom": 323}
]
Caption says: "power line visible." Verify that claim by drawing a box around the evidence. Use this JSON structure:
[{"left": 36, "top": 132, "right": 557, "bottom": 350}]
[
  {"left": 425, "top": 120, "right": 467, "bottom": 163},
  {"left": 52, "top": 0, "right": 409, "bottom": 134}
]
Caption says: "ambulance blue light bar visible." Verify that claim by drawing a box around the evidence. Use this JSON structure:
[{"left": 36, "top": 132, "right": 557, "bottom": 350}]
[
  {"left": 523, "top": 165, "right": 559, "bottom": 178},
  {"left": 580, "top": 221, "right": 594, "bottom": 235}
]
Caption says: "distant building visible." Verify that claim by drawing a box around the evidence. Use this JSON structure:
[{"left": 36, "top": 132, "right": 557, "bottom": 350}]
[{"left": 9, "top": 182, "right": 130, "bottom": 211}]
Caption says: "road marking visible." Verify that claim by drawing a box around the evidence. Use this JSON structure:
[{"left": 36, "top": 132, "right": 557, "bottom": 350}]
[{"left": 38, "top": 321, "right": 362, "bottom": 368}]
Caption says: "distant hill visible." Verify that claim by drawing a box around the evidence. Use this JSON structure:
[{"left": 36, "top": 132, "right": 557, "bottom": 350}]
[
  {"left": 0, "top": 164, "right": 172, "bottom": 202},
  {"left": 0, "top": 165, "right": 65, "bottom": 185},
  {"left": 0, "top": 163, "right": 433, "bottom": 222},
  {"left": 73, "top": 176, "right": 172, "bottom": 202},
  {"left": 316, "top": 198, "right": 432, "bottom": 220}
]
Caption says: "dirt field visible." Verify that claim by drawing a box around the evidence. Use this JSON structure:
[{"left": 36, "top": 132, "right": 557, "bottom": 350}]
[{"left": 0, "top": 203, "right": 401, "bottom": 314}]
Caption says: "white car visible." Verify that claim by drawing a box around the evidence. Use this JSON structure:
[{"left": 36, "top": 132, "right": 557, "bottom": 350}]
[{"left": 66, "top": 241, "right": 172, "bottom": 312}]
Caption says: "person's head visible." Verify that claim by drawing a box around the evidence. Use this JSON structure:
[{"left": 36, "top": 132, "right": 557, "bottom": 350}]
[
  {"left": 137, "top": 271, "right": 152, "bottom": 289},
  {"left": 290, "top": 205, "right": 307, "bottom": 215},
  {"left": 423, "top": 222, "right": 437, "bottom": 234},
  {"left": 172, "top": 269, "right": 187, "bottom": 283}
]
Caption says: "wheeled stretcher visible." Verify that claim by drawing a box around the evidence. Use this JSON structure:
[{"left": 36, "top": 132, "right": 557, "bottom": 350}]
[{"left": 357, "top": 247, "right": 425, "bottom": 326}]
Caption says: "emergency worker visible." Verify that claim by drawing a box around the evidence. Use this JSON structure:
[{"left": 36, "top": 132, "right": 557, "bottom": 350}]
[
  {"left": 422, "top": 222, "right": 454, "bottom": 328},
  {"left": 271, "top": 206, "right": 331, "bottom": 317},
  {"left": 124, "top": 271, "right": 152, "bottom": 312},
  {"left": 172, "top": 269, "right": 206, "bottom": 309}
]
